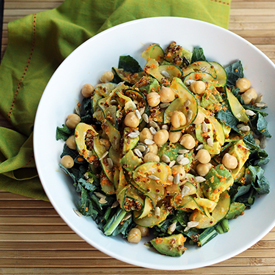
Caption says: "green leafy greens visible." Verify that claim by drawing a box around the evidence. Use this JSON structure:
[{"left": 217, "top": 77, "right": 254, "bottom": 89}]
[
  {"left": 225, "top": 60, "right": 244, "bottom": 87},
  {"left": 56, "top": 124, "right": 74, "bottom": 141},
  {"left": 191, "top": 47, "right": 207, "bottom": 63}
]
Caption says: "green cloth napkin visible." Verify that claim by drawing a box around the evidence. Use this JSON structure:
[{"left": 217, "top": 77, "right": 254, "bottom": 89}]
[{"left": 0, "top": 0, "right": 231, "bottom": 201}]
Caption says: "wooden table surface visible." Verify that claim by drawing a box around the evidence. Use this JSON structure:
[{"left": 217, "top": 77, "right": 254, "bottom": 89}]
[{"left": 1, "top": 0, "right": 275, "bottom": 274}]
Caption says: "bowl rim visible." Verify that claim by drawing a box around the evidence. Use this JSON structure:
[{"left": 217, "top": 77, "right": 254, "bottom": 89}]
[{"left": 34, "top": 16, "right": 275, "bottom": 270}]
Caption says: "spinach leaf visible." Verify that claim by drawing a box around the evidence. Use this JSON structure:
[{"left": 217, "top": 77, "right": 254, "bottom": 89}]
[
  {"left": 79, "top": 187, "right": 99, "bottom": 219},
  {"left": 153, "top": 211, "right": 188, "bottom": 237},
  {"left": 79, "top": 178, "right": 97, "bottom": 192},
  {"left": 173, "top": 210, "right": 188, "bottom": 227},
  {"left": 247, "top": 165, "right": 270, "bottom": 194},
  {"left": 90, "top": 193, "right": 103, "bottom": 211},
  {"left": 229, "top": 183, "right": 251, "bottom": 202},
  {"left": 60, "top": 143, "right": 89, "bottom": 167},
  {"left": 86, "top": 171, "right": 100, "bottom": 186},
  {"left": 225, "top": 60, "right": 244, "bottom": 87},
  {"left": 118, "top": 55, "right": 143, "bottom": 73},
  {"left": 255, "top": 175, "right": 270, "bottom": 193},
  {"left": 59, "top": 163, "right": 79, "bottom": 183},
  {"left": 231, "top": 87, "right": 240, "bottom": 97},
  {"left": 255, "top": 156, "right": 270, "bottom": 166},
  {"left": 111, "top": 215, "right": 135, "bottom": 237},
  {"left": 56, "top": 124, "right": 74, "bottom": 141},
  {"left": 80, "top": 114, "right": 94, "bottom": 124},
  {"left": 216, "top": 108, "right": 240, "bottom": 133},
  {"left": 59, "top": 163, "right": 91, "bottom": 193},
  {"left": 250, "top": 113, "right": 272, "bottom": 138},
  {"left": 170, "top": 210, "right": 188, "bottom": 233},
  {"left": 112, "top": 72, "right": 122, "bottom": 84},
  {"left": 236, "top": 187, "right": 256, "bottom": 208},
  {"left": 112, "top": 55, "right": 144, "bottom": 84},
  {"left": 80, "top": 97, "right": 92, "bottom": 117},
  {"left": 191, "top": 47, "right": 206, "bottom": 63},
  {"left": 80, "top": 97, "right": 93, "bottom": 124},
  {"left": 60, "top": 144, "right": 78, "bottom": 159},
  {"left": 153, "top": 219, "right": 170, "bottom": 237},
  {"left": 248, "top": 146, "right": 269, "bottom": 166},
  {"left": 243, "top": 133, "right": 255, "bottom": 145},
  {"left": 231, "top": 87, "right": 245, "bottom": 105},
  {"left": 243, "top": 134, "right": 270, "bottom": 166}
]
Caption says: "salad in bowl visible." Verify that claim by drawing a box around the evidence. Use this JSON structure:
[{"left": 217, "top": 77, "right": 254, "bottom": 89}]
[{"left": 56, "top": 41, "right": 271, "bottom": 257}]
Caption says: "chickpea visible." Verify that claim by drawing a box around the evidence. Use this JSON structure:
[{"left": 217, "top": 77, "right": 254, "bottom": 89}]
[
  {"left": 127, "top": 228, "right": 141, "bottom": 243},
  {"left": 100, "top": 71, "right": 114, "bottom": 83},
  {"left": 190, "top": 81, "right": 206, "bottom": 95},
  {"left": 124, "top": 112, "right": 140, "bottom": 128},
  {"left": 66, "top": 114, "right": 81, "bottom": 129},
  {"left": 147, "top": 92, "right": 160, "bottom": 107},
  {"left": 193, "top": 112, "right": 205, "bottom": 125},
  {"left": 143, "top": 152, "right": 160, "bottom": 162},
  {"left": 236, "top": 78, "right": 251, "bottom": 93},
  {"left": 139, "top": 128, "right": 153, "bottom": 143},
  {"left": 66, "top": 135, "right": 76, "bottom": 150},
  {"left": 172, "top": 165, "right": 186, "bottom": 180},
  {"left": 169, "top": 131, "right": 182, "bottom": 143},
  {"left": 196, "top": 163, "right": 213, "bottom": 177},
  {"left": 222, "top": 153, "right": 238, "bottom": 170},
  {"left": 180, "top": 134, "right": 196, "bottom": 149},
  {"left": 196, "top": 149, "right": 211, "bottom": 164},
  {"left": 147, "top": 144, "right": 158, "bottom": 155},
  {"left": 81, "top": 83, "right": 94, "bottom": 98},
  {"left": 153, "top": 129, "right": 169, "bottom": 146},
  {"left": 61, "top": 155, "right": 74, "bottom": 169},
  {"left": 241, "top": 88, "right": 257, "bottom": 104},
  {"left": 136, "top": 225, "right": 149, "bottom": 237},
  {"left": 171, "top": 111, "right": 186, "bottom": 129},
  {"left": 159, "top": 86, "right": 175, "bottom": 103}
]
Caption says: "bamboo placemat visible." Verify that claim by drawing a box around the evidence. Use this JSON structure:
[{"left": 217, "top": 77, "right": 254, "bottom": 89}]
[{"left": 1, "top": 0, "right": 275, "bottom": 274}]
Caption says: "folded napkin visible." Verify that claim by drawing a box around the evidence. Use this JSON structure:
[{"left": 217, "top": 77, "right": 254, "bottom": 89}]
[{"left": 0, "top": 0, "right": 231, "bottom": 201}]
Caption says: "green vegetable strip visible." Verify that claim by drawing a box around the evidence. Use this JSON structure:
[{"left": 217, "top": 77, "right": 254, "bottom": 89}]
[
  {"left": 104, "top": 208, "right": 127, "bottom": 236},
  {"left": 103, "top": 212, "right": 116, "bottom": 232},
  {"left": 221, "top": 219, "right": 229, "bottom": 233},
  {"left": 103, "top": 207, "right": 112, "bottom": 221},
  {"left": 215, "top": 224, "right": 224, "bottom": 234},
  {"left": 91, "top": 194, "right": 103, "bottom": 210},
  {"left": 197, "top": 227, "right": 218, "bottom": 247},
  {"left": 247, "top": 188, "right": 256, "bottom": 205}
]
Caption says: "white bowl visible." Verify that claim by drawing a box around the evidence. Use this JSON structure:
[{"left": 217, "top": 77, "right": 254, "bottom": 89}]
[{"left": 34, "top": 17, "right": 275, "bottom": 270}]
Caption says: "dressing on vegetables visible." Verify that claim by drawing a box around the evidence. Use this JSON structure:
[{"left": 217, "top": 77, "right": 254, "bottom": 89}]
[{"left": 56, "top": 42, "right": 271, "bottom": 257}]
